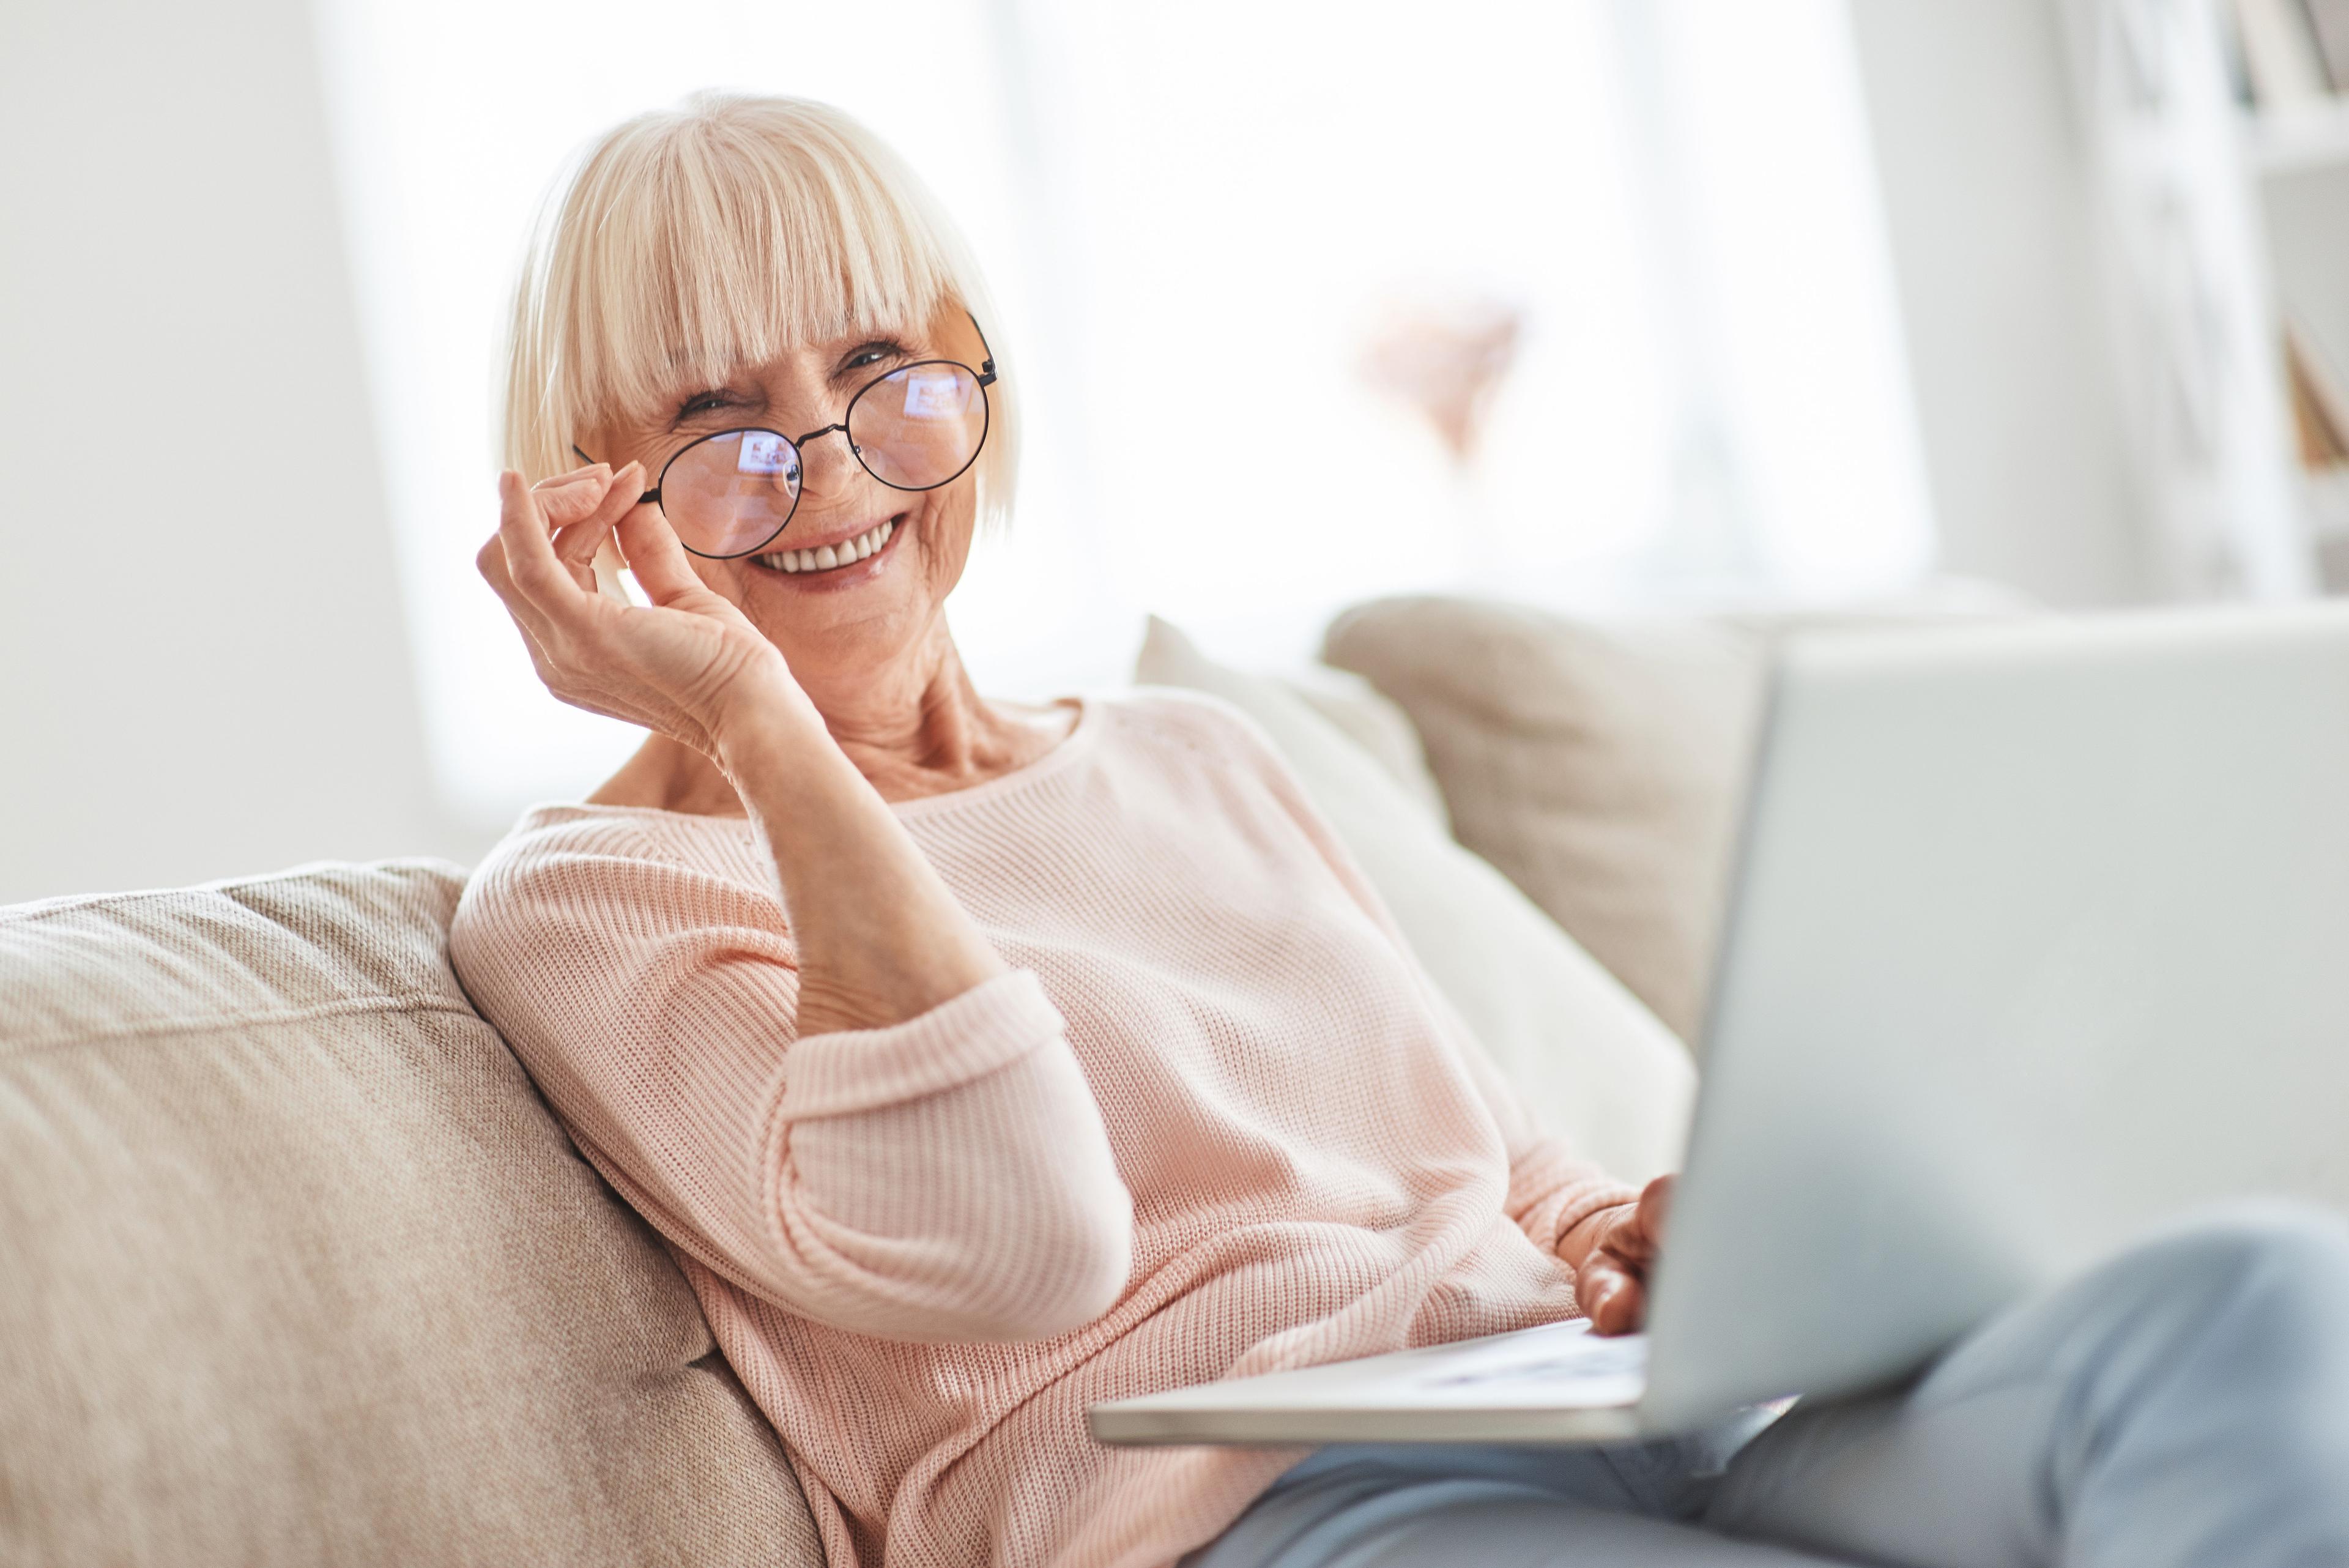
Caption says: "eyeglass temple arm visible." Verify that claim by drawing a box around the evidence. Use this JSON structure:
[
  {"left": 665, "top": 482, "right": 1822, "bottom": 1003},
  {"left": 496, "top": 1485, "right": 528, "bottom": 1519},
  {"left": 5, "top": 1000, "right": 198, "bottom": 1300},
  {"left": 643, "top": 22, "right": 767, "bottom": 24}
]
[
  {"left": 568, "top": 444, "right": 661, "bottom": 504},
  {"left": 967, "top": 310, "right": 996, "bottom": 387}
]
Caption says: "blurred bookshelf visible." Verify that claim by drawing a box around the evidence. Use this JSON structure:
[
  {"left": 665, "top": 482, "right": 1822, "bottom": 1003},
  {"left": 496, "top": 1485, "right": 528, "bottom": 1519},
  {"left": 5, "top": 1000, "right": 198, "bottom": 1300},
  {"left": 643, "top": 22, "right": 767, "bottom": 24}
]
[
  {"left": 2231, "top": 0, "right": 2349, "bottom": 590},
  {"left": 2060, "top": 0, "right": 2315, "bottom": 597}
]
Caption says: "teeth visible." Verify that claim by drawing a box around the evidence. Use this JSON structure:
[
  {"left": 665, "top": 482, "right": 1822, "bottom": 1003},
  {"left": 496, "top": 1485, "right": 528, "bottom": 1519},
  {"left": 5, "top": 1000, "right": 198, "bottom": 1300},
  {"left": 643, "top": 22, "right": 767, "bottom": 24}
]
[{"left": 754, "top": 518, "right": 895, "bottom": 575}]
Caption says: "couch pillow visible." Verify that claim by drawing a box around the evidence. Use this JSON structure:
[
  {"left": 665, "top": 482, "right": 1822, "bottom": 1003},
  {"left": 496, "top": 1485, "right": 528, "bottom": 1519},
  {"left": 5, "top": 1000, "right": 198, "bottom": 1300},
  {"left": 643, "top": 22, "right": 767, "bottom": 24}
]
[
  {"left": 1280, "top": 661, "right": 1452, "bottom": 827},
  {"left": 0, "top": 862, "right": 823, "bottom": 1568},
  {"left": 1137, "top": 617, "right": 1694, "bottom": 1181},
  {"left": 1323, "top": 591, "right": 2028, "bottom": 1046}
]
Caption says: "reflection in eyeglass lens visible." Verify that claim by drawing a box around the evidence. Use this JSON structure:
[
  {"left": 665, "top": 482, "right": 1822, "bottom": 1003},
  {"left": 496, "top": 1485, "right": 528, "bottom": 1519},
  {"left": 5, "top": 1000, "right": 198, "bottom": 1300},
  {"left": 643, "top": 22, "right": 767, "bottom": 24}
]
[
  {"left": 663, "top": 429, "right": 802, "bottom": 557},
  {"left": 852, "top": 364, "right": 986, "bottom": 490},
  {"left": 901, "top": 369, "right": 969, "bottom": 420},
  {"left": 736, "top": 431, "right": 799, "bottom": 476}
]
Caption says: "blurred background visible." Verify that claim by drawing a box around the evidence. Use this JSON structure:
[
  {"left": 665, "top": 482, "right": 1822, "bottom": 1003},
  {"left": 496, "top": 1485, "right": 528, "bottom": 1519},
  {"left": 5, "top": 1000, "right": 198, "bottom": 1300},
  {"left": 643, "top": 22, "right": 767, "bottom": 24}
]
[{"left": 4, "top": 0, "right": 2346, "bottom": 904}]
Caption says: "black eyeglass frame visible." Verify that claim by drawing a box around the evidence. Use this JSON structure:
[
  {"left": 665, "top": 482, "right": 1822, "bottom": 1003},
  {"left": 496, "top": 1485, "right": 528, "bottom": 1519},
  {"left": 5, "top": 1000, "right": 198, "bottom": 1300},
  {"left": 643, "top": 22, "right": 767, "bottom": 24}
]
[{"left": 570, "top": 313, "right": 998, "bottom": 560}]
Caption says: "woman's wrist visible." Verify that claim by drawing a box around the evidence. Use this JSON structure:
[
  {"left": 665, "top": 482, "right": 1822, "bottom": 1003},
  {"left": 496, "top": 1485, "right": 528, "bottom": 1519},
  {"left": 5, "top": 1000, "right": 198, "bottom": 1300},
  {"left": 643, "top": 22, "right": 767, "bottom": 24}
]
[
  {"left": 712, "top": 694, "right": 875, "bottom": 842},
  {"left": 706, "top": 666, "right": 836, "bottom": 779}
]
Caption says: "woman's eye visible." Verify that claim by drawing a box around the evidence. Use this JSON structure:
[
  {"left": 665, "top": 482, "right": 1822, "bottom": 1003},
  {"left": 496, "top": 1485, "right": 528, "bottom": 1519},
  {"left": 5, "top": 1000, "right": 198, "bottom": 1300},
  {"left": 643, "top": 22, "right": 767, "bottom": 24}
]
[
  {"left": 845, "top": 341, "right": 910, "bottom": 373},
  {"left": 678, "top": 392, "right": 733, "bottom": 418}
]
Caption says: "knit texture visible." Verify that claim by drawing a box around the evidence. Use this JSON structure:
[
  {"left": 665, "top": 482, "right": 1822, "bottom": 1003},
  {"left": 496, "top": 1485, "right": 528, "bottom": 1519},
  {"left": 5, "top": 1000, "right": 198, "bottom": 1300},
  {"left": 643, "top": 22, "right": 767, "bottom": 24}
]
[{"left": 450, "top": 689, "right": 1636, "bottom": 1568}]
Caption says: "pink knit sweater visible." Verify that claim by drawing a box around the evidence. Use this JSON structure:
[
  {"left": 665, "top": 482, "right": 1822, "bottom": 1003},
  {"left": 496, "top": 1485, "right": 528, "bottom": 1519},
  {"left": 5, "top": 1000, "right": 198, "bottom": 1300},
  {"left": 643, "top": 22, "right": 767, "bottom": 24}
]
[{"left": 450, "top": 689, "right": 1635, "bottom": 1568}]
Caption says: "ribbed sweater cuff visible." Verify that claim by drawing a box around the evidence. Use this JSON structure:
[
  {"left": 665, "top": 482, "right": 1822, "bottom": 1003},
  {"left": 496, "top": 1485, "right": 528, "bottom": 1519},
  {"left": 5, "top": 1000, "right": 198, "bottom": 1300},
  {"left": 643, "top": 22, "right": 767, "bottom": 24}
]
[{"left": 782, "top": 970, "right": 1067, "bottom": 1120}]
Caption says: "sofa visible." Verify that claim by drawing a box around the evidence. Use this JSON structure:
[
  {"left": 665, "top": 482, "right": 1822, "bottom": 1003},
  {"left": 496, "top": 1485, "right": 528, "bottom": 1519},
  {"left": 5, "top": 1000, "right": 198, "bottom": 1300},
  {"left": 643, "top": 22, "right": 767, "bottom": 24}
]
[{"left": 0, "top": 592, "right": 2016, "bottom": 1566}]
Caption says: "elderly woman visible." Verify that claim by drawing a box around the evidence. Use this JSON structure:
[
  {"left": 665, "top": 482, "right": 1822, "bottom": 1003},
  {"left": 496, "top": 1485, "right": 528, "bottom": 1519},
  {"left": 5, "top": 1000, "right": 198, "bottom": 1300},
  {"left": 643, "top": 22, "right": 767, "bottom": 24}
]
[{"left": 452, "top": 95, "right": 2349, "bottom": 1568}]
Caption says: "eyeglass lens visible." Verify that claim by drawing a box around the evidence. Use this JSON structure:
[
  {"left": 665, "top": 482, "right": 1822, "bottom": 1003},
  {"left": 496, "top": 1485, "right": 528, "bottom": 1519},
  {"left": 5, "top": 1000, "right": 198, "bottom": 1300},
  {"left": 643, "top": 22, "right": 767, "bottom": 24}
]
[
  {"left": 849, "top": 361, "right": 989, "bottom": 489},
  {"left": 658, "top": 361, "right": 990, "bottom": 558},
  {"left": 659, "top": 431, "right": 803, "bottom": 559}
]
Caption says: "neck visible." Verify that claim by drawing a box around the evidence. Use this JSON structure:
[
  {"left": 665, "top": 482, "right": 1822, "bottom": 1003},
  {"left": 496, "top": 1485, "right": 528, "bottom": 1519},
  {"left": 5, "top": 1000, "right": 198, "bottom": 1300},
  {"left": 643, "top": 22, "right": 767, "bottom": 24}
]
[
  {"left": 800, "top": 616, "right": 1009, "bottom": 796},
  {"left": 592, "top": 617, "right": 1068, "bottom": 814}
]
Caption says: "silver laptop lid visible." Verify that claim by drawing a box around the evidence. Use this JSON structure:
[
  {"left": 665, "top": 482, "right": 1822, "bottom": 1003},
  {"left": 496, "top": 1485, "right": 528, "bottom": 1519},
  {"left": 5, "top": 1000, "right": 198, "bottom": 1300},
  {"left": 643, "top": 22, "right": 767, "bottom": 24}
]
[{"left": 1640, "top": 603, "right": 2349, "bottom": 1431}]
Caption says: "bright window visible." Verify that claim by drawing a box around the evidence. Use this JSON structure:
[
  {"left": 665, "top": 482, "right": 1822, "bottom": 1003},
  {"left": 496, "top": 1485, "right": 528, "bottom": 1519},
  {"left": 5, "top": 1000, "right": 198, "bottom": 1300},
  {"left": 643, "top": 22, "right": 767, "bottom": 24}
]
[{"left": 315, "top": 0, "right": 1932, "bottom": 824}]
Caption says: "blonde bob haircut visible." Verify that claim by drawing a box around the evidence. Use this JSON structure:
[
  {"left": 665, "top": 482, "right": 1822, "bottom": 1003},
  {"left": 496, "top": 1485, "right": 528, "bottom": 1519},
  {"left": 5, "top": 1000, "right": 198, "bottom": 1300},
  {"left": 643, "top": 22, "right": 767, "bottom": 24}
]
[{"left": 500, "top": 92, "right": 1017, "bottom": 532}]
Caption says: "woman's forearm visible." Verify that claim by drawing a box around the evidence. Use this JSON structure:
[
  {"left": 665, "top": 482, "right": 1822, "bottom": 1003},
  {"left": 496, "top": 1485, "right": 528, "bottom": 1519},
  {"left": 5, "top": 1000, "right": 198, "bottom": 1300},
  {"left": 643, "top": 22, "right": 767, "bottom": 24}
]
[
  {"left": 713, "top": 688, "right": 1008, "bottom": 1038},
  {"left": 699, "top": 693, "right": 1134, "bottom": 1334}
]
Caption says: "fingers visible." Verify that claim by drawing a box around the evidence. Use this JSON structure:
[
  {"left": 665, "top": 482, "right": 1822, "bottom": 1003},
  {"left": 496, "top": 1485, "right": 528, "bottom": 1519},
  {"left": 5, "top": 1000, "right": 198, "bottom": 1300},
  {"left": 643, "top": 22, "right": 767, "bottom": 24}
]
[
  {"left": 1639, "top": 1173, "right": 1675, "bottom": 1239},
  {"left": 533, "top": 459, "right": 607, "bottom": 490},
  {"left": 486, "top": 471, "right": 605, "bottom": 661},
  {"left": 1578, "top": 1254, "right": 1647, "bottom": 1335},
  {"left": 532, "top": 462, "right": 611, "bottom": 513},
  {"left": 530, "top": 461, "right": 628, "bottom": 506},
  {"left": 1575, "top": 1183, "right": 1671, "bottom": 1337},
  {"left": 1601, "top": 1176, "right": 1675, "bottom": 1269},
  {"left": 614, "top": 494, "right": 708, "bottom": 606},
  {"left": 492, "top": 463, "right": 630, "bottom": 614},
  {"left": 494, "top": 469, "right": 602, "bottom": 619},
  {"left": 477, "top": 518, "right": 560, "bottom": 650},
  {"left": 552, "top": 461, "right": 644, "bottom": 574}
]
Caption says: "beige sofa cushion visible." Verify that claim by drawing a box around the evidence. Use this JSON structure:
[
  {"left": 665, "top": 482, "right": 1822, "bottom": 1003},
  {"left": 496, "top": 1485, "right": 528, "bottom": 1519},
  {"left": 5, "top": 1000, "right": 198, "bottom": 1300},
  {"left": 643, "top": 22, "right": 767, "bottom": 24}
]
[
  {"left": 0, "top": 861, "right": 822, "bottom": 1568},
  {"left": 1137, "top": 617, "right": 1694, "bottom": 1182},
  {"left": 1324, "top": 592, "right": 2027, "bottom": 1046}
]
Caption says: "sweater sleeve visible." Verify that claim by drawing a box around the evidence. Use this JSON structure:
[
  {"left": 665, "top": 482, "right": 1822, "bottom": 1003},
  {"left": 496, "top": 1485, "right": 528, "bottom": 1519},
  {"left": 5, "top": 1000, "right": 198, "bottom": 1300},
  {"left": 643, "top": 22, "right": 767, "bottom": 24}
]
[
  {"left": 1418, "top": 980, "right": 1640, "bottom": 1255},
  {"left": 448, "top": 819, "right": 1134, "bottom": 1343},
  {"left": 1182, "top": 699, "right": 1641, "bottom": 1258}
]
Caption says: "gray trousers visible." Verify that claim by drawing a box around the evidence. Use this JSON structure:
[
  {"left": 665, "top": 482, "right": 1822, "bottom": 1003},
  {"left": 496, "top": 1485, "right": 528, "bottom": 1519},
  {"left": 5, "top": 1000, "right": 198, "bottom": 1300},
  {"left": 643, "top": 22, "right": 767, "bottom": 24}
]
[{"left": 1191, "top": 1204, "right": 2349, "bottom": 1568}]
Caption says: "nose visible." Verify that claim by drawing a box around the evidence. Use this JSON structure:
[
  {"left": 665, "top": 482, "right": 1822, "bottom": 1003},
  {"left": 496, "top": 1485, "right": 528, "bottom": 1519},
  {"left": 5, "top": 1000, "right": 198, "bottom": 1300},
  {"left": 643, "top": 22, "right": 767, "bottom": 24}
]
[{"left": 792, "top": 422, "right": 862, "bottom": 499}]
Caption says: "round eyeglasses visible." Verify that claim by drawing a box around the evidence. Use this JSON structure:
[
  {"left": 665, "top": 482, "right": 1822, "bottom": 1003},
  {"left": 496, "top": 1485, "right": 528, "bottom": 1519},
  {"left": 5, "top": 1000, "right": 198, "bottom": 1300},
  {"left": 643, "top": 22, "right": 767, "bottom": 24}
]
[{"left": 571, "top": 318, "right": 996, "bottom": 560}]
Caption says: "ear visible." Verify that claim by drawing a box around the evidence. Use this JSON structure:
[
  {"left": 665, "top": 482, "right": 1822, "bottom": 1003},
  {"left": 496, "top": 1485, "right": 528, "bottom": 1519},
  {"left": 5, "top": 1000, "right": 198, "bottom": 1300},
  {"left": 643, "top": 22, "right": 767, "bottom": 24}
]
[{"left": 592, "top": 537, "right": 636, "bottom": 604}]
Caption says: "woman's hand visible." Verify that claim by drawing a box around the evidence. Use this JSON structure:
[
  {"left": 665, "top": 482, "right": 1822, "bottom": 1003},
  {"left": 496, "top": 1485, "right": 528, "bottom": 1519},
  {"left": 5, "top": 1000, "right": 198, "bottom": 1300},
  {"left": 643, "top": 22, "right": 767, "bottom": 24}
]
[
  {"left": 1572, "top": 1174, "right": 1672, "bottom": 1336},
  {"left": 477, "top": 463, "right": 808, "bottom": 757},
  {"left": 483, "top": 460, "right": 1009, "bottom": 1038}
]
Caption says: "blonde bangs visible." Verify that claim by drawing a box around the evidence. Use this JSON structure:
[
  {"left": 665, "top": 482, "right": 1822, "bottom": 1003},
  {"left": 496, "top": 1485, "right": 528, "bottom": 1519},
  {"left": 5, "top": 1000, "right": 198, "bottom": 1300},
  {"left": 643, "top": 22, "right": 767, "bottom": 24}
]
[{"left": 501, "top": 93, "right": 1015, "bottom": 527}]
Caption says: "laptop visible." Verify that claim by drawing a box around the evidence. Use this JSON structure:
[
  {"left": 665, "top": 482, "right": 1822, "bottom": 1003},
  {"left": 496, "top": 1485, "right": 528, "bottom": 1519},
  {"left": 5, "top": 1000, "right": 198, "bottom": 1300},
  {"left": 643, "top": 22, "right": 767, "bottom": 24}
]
[{"left": 1093, "top": 601, "right": 2349, "bottom": 1447}]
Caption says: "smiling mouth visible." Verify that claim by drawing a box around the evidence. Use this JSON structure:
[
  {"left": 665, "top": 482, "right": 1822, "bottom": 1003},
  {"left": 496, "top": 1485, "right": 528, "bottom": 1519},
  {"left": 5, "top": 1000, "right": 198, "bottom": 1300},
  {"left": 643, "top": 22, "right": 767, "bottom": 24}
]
[{"left": 752, "top": 516, "right": 897, "bottom": 575}]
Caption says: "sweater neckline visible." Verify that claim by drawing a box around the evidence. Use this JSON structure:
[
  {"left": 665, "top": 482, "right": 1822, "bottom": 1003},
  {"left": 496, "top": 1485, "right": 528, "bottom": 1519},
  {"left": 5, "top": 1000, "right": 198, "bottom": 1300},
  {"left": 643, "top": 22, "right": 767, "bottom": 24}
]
[
  {"left": 886, "top": 695, "right": 1096, "bottom": 822},
  {"left": 518, "top": 695, "right": 1096, "bottom": 834}
]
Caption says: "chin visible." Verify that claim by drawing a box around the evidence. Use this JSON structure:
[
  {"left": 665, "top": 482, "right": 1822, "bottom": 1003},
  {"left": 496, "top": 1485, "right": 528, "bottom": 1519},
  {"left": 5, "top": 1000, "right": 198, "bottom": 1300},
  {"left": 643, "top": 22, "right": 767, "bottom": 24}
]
[{"left": 742, "top": 521, "right": 945, "bottom": 666}]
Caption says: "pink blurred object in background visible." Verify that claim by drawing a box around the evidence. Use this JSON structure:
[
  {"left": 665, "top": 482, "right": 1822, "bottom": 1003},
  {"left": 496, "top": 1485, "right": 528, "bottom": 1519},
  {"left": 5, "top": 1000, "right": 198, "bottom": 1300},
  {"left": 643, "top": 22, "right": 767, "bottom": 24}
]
[{"left": 1359, "top": 292, "right": 1526, "bottom": 468}]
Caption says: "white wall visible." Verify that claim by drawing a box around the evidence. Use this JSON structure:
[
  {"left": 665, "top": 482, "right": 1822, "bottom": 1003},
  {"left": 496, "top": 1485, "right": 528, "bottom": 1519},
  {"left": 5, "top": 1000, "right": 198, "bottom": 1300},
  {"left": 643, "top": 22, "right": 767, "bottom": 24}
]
[
  {"left": 0, "top": 0, "right": 492, "bottom": 905},
  {"left": 1846, "top": 0, "right": 2153, "bottom": 605}
]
